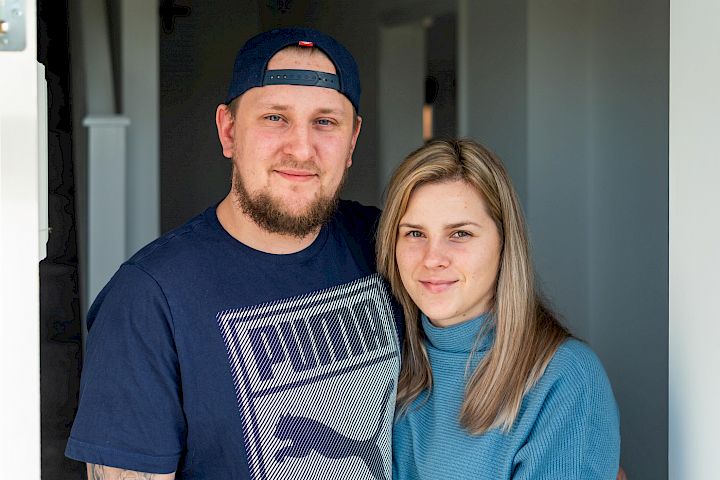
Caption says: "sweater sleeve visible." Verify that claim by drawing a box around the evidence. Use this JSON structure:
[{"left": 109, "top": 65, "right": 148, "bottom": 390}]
[{"left": 511, "top": 341, "right": 620, "bottom": 480}]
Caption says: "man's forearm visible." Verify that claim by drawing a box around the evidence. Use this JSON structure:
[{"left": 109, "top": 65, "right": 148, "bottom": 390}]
[{"left": 87, "top": 464, "right": 175, "bottom": 480}]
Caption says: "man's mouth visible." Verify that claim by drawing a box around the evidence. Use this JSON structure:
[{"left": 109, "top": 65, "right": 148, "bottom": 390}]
[{"left": 274, "top": 169, "right": 318, "bottom": 182}]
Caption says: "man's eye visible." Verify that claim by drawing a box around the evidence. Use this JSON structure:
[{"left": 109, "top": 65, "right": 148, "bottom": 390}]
[
  {"left": 316, "top": 118, "right": 334, "bottom": 126},
  {"left": 265, "top": 114, "right": 282, "bottom": 122}
]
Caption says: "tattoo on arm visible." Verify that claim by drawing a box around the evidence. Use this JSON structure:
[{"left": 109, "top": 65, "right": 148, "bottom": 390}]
[{"left": 87, "top": 464, "right": 176, "bottom": 480}]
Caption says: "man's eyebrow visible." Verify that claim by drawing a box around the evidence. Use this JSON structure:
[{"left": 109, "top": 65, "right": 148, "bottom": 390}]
[
  {"left": 257, "top": 105, "right": 346, "bottom": 115},
  {"left": 260, "top": 104, "right": 290, "bottom": 111},
  {"left": 316, "top": 107, "right": 344, "bottom": 115}
]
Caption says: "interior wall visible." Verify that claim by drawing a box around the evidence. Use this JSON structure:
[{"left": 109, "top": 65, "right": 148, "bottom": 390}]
[
  {"left": 526, "top": 0, "right": 591, "bottom": 339},
  {"left": 120, "top": 0, "right": 160, "bottom": 256},
  {"left": 525, "top": 1, "right": 669, "bottom": 478},
  {"left": 160, "top": 1, "right": 260, "bottom": 231},
  {"left": 314, "top": 1, "right": 384, "bottom": 206},
  {"left": 460, "top": 0, "right": 668, "bottom": 477},
  {"left": 458, "top": 0, "right": 528, "bottom": 206},
  {"left": 378, "top": 22, "right": 425, "bottom": 187},
  {"left": 586, "top": 2, "right": 668, "bottom": 478},
  {"left": 669, "top": 0, "right": 720, "bottom": 477},
  {"left": 426, "top": 14, "right": 457, "bottom": 140}
]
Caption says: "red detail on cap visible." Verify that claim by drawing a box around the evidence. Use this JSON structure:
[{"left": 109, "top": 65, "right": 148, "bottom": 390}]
[{"left": 298, "top": 41, "right": 314, "bottom": 47}]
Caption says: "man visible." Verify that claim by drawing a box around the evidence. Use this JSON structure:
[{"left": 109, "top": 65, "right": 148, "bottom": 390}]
[{"left": 66, "top": 28, "right": 401, "bottom": 480}]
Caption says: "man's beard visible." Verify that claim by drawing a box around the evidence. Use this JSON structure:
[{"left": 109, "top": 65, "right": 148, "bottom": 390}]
[{"left": 232, "top": 164, "right": 346, "bottom": 238}]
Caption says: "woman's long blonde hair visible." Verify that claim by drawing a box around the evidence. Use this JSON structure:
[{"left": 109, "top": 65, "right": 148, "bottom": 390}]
[{"left": 377, "top": 139, "right": 569, "bottom": 434}]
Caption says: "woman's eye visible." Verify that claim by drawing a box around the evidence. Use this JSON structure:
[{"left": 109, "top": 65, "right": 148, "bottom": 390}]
[
  {"left": 451, "top": 230, "right": 472, "bottom": 238},
  {"left": 406, "top": 230, "right": 423, "bottom": 238}
]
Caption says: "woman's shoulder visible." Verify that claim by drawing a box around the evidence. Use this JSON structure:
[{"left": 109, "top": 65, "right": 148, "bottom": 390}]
[{"left": 542, "top": 338, "right": 613, "bottom": 393}]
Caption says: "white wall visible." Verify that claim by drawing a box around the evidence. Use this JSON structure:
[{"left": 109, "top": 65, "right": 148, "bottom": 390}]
[{"left": 669, "top": 0, "right": 720, "bottom": 477}]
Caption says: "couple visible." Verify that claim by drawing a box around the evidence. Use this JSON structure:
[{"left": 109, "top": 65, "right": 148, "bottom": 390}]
[{"left": 66, "top": 28, "right": 620, "bottom": 479}]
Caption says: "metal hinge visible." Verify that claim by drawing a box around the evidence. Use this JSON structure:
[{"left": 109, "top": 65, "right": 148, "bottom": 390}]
[{"left": 0, "top": 0, "right": 26, "bottom": 52}]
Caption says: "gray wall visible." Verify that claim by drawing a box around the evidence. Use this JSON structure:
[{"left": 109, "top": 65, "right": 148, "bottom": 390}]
[
  {"left": 459, "top": 0, "right": 528, "bottom": 206},
  {"left": 160, "top": 1, "right": 261, "bottom": 231},
  {"left": 378, "top": 22, "right": 425, "bottom": 187},
  {"left": 461, "top": 1, "right": 668, "bottom": 478},
  {"left": 159, "top": 1, "right": 668, "bottom": 477},
  {"left": 526, "top": 0, "right": 591, "bottom": 339},
  {"left": 499, "top": 1, "right": 666, "bottom": 477},
  {"left": 585, "top": 2, "right": 668, "bottom": 477}
]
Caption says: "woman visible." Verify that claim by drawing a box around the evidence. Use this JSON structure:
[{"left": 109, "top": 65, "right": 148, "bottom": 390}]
[{"left": 377, "top": 139, "right": 620, "bottom": 479}]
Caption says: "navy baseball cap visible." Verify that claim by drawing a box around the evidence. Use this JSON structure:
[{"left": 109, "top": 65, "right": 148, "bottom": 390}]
[{"left": 225, "top": 27, "right": 361, "bottom": 113}]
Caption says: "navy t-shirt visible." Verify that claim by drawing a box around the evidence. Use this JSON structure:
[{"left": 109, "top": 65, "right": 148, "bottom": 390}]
[{"left": 66, "top": 201, "right": 401, "bottom": 479}]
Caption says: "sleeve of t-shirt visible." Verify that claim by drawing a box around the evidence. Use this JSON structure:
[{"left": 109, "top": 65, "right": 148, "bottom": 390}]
[
  {"left": 65, "top": 263, "right": 186, "bottom": 474},
  {"left": 511, "top": 341, "right": 621, "bottom": 480}
]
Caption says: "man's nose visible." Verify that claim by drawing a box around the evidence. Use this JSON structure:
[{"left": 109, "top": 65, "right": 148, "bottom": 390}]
[{"left": 282, "top": 123, "right": 314, "bottom": 161}]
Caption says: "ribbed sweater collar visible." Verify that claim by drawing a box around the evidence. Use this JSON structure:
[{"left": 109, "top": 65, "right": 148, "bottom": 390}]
[{"left": 422, "top": 312, "right": 494, "bottom": 354}]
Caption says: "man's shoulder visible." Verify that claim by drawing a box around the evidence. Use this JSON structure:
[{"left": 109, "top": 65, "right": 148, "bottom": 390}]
[
  {"left": 126, "top": 206, "right": 219, "bottom": 271},
  {"left": 336, "top": 199, "right": 381, "bottom": 234}
]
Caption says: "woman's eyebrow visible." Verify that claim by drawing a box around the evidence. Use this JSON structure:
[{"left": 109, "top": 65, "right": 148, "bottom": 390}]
[
  {"left": 446, "top": 221, "right": 481, "bottom": 229},
  {"left": 399, "top": 221, "right": 482, "bottom": 229}
]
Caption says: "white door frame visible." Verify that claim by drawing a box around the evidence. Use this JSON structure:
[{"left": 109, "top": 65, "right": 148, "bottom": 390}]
[{"left": 0, "top": 0, "right": 41, "bottom": 477}]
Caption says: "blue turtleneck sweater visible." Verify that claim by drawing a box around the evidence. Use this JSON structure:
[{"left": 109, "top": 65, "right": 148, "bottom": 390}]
[{"left": 392, "top": 314, "right": 620, "bottom": 479}]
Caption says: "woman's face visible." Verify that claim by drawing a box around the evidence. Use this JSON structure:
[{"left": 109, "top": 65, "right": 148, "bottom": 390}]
[{"left": 396, "top": 180, "right": 502, "bottom": 327}]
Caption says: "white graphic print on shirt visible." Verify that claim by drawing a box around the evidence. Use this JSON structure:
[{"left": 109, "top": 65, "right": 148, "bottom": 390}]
[{"left": 217, "top": 274, "right": 400, "bottom": 480}]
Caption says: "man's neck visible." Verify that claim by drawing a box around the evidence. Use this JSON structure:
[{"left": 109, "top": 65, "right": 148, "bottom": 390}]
[{"left": 216, "top": 195, "right": 322, "bottom": 254}]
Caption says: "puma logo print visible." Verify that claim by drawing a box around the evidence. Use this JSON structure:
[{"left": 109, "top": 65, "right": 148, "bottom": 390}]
[{"left": 273, "top": 379, "right": 394, "bottom": 480}]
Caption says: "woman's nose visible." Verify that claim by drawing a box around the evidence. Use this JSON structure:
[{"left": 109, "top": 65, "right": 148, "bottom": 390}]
[{"left": 422, "top": 239, "right": 450, "bottom": 269}]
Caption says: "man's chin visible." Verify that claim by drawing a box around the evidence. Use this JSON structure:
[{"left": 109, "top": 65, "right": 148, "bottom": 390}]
[
  {"left": 236, "top": 191, "right": 339, "bottom": 238},
  {"left": 233, "top": 167, "right": 346, "bottom": 238}
]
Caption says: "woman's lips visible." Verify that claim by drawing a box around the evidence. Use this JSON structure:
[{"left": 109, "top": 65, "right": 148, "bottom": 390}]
[{"left": 419, "top": 280, "right": 457, "bottom": 293}]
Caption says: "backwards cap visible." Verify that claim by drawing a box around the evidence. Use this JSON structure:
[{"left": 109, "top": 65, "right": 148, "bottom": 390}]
[{"left": 225, "top": 27, "right": 361, "bottom": 113}]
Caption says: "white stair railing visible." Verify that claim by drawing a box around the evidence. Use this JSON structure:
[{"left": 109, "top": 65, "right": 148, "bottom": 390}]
[{"left": 84, "top": 115, "right": 130, "bottom": 303}]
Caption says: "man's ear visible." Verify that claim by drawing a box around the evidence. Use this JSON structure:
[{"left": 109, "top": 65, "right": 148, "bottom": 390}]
[
  {"left": 216, "top": 104, "right": 235, "bottom": 159},
  {"left": 347, "top": 115, "right": 363, "bottom": 167}
]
